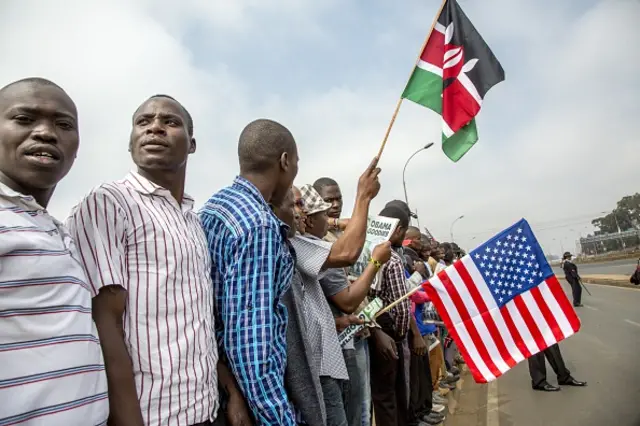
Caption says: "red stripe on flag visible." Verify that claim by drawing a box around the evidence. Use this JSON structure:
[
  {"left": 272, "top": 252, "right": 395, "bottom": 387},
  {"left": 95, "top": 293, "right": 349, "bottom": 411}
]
[
  {"left": 453, "top": 262, "right": 518, "bottom": 369},
  {"left": 513, "top": 295, "right": 547, "bottom": 353},
  {"left": 499, "top": 305, "right": 532, "bottom": 359},
  {"left": 530, "top": 286, "right": 564, "bottom": 343},
  {"left": 545, "top": 276, "right": 581, "bottom": 334},
  {"left": 422, "top": 281, "right": 486, "bottom": 383},
  {"left": 420, "top": 30, "right": 445, "bottom": 68},
  {"left": 436, "top": 272, "right": 502, "bottom": 379}
]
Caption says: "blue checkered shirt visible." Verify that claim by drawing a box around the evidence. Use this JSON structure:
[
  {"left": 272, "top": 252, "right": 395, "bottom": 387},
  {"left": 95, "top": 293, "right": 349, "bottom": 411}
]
[{"left": 199, "top": 176, "right": 296, "bottom": 426}]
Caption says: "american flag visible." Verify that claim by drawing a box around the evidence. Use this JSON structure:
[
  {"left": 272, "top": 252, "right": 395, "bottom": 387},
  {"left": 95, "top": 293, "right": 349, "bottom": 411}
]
[{"left": 422, "top": 219, "right": 581, "bottom": 383}]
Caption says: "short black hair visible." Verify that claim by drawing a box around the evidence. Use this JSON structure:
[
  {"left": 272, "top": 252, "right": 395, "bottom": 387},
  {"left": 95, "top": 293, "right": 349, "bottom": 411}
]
[
  {"left": 0, "top": 77, "right": 63, "bottom": 95},
  {"left": 238, "top": 119, "right": 296, "bottom": 174},
  {"left": 145, "top": 94, "right": 194, "bottom": 136},
  {"left": 379, "top": 205, "right": 409, "bottom": 228},
  {"left": 0, "top": 78, "right": 75, "bottom": 114},
  {"left": 313, "top": 177, "right": 339, "bottom": 193}
]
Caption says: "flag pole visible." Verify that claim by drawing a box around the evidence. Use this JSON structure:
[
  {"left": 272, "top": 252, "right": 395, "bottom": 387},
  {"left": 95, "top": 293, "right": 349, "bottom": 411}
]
[
  {"left": 376, "top": 0, "right": 448, "bottom": 160},
  {"left": 374, "top": 284, "right": 424, "bottom": 318}
]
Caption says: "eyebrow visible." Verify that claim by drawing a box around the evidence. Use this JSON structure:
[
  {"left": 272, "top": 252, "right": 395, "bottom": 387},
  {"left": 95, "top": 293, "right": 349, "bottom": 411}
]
[
  {"left": 8, "top": 105, "right": 76, "bottom": 121},
  {"left": 135, "top": 112, "right": 184, "bottom": 122}
]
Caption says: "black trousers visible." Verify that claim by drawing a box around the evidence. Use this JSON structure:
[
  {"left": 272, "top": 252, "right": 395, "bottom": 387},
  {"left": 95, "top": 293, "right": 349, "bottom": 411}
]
[
  {"left": 567, "top": 277, "right": 582, "bottom": 306},
  {"left": 370, "top": 332, "right": 408, "bottom": 426},
  {"left": 528, "top": 343, "right": 572, "bottom": 387},
  {"left": 407, "top": 334, "right": 433, "bottom": 425}
]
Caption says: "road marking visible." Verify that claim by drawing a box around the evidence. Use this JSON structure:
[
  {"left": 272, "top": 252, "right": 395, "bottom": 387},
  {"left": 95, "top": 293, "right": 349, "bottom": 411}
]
[
  {"left": 583, "top": 305, "right": 599, "bottom": 311},
  {"left": 624, "top": 319, "right": 640, "bottom": 328},
  {"left": 486, "top": 379, "right": 499, "bottom": 426}
]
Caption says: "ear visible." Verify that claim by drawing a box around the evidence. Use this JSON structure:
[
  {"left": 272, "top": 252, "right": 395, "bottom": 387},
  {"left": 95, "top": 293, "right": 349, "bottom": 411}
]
[
  {"left": 280, "top": 151, "right": 289, "bottom": 171},
  {"left": 189, "top": 137, "right": 196, "bottom": 154}
]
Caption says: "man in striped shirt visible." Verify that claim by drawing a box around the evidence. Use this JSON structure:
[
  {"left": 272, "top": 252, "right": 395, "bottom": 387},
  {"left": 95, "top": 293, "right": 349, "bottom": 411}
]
[
  {"left": 369, "top": 205, "right": 412, "bottom": 426},
  {"left": 67, "top": 95, "right": 249, "bottom": 426},
  {"left": 0, "top": 77, "right": 109, "bottom": 425},
  {"left": 199, "top": 119, "right": 299, "bottom": 425}
]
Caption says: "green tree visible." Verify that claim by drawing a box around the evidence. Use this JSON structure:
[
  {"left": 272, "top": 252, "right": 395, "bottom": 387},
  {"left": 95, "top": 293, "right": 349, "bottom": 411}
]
[{"left": 591, "top": 193, "right": 640, "bottom": 250}]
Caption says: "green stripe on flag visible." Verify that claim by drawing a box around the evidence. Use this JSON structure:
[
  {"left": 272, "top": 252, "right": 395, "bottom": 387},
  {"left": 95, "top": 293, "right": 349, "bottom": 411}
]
[
  {"left": 442, "top": 120, "right": 478, "bottom": 162},
  {"left": 402, "top": 67, "right": 442, "bottom": 114}
]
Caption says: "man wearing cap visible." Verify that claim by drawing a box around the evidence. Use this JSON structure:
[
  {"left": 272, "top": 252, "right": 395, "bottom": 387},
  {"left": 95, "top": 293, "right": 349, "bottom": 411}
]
[
  {"left": 562, "top": 252, "right": 583, "bottom": 307},
  {"left": 290, "top": 160, "right": 387, "bottom": 426}
]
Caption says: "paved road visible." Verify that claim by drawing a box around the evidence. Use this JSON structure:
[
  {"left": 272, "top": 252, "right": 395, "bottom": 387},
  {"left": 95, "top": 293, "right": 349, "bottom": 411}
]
[
  {"left": 447, "top": 280, "right": 640, "bottom": 426},
  {"left": 551, "top": 258, "right": 637, "bottom": 276}
]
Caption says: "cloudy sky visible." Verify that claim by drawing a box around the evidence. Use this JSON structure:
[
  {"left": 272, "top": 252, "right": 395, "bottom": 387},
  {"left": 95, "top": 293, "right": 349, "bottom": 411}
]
[{"left": 1, "top": 0, "right": 638, "bottom": 256}]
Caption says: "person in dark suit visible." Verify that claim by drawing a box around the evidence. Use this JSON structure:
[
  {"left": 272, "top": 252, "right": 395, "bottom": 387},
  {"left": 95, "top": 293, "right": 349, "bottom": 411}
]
[
  {"left": 562, "top": 252, "right": 583, "bottom": 307},
  {"left": 528, "top": 343, "right": 587, "bottom": 392}
]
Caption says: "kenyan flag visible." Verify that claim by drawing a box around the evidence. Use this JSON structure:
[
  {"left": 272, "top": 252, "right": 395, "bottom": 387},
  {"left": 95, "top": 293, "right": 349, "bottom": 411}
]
[{"left": 402, "top": 0, "right": 505, "bottom": 162}]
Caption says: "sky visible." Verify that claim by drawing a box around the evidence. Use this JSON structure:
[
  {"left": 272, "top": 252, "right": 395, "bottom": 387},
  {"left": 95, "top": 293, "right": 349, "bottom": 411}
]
[{"left": 1, "top": 0, "right": 638, "bottom": 256}]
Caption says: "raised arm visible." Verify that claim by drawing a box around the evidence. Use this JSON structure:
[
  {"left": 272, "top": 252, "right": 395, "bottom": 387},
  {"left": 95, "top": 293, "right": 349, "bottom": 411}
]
[
  {"left": 66, "top": 189, "right": 143, "bottom": 426},
  {"left": 217, "top": 228, "right": 296, "bottom": 426},
  {"left": 329, "top": 242, "right": 392, "bottom": 314},
  {"left": 324, "top": 157, "right": 381, "bottom": 268}
]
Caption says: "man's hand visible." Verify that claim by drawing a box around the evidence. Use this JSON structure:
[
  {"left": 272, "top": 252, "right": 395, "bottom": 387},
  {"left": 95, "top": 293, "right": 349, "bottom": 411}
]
[
  {"left": 371, "top": 241, "right": 392, "bottom": 264},
  {"left": 335, "top": 314, "right": 364, "bottom": 333},
  {"left": 226, "top": 391, "right": 253, "bottom": 426},
  {"left": 411, "top": 333, "right": 428, "bottom": 356},
  {"left": 356, "top": 157, "right": 381, "bottom": 201},
  {"left": 373, "top": 329, "right": 398, "bottom": 361},
  {"left": 413, "top": 261, "right": 428, "bottom": 278}
]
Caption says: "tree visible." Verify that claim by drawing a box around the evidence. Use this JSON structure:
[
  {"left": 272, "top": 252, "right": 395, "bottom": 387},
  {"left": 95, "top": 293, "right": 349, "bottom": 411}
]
[{"left": 591, "top": 193, "right": 640, "bottom": 251}]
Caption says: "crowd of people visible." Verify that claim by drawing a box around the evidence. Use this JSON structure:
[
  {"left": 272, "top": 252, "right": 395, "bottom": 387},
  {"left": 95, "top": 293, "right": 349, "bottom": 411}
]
[{"left": 0, "top": 76, "right": 471, "bottom": 426}]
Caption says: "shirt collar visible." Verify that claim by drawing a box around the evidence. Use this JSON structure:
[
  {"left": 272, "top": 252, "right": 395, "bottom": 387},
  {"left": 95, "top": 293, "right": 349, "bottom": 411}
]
[
  {"left": 231, "top": 176, "right": 270, "bottom": 209},
  {"left": 125, "top": 171, "right": 195, "bottom": 209},
  {"left": 0, "top": 181, "right": 43, "bottom": 209}
]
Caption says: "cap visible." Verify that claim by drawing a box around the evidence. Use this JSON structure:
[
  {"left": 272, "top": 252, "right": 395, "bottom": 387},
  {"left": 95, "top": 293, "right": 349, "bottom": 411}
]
[{"left": 299, "top": 184, "right": 332, "bottom": 216}]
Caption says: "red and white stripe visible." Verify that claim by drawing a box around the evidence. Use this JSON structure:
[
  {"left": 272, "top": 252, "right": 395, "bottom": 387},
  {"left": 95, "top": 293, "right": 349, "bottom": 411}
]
[
  {"left": 423, "top": 256, "right": 580, "bottom": 383},
  {"left": 67, "top": 172, "right": 218, "bottom": 426}
]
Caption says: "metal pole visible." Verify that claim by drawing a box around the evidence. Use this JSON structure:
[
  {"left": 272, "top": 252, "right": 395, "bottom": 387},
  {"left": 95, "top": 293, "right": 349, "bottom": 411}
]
[
  {"left": 402, "top": 143, "right": 434, "bottom": 218},
  {"left": 450, "top": 215, "right": 464, "bottom": 242}
]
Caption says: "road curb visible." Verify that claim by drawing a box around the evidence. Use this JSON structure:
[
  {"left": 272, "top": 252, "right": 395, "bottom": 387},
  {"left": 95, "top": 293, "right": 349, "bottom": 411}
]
[{"left": 559, "top": 277, "right": 640, "bottom": 290}]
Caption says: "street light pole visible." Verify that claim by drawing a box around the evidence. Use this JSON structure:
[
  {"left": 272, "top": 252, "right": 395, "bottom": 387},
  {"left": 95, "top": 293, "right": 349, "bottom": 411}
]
[
  {"left": 450, "top": 215, "right": 464, "bottom": 242},
  {"left": 402, "top": 143, "right": 434, "bottom": 217}
]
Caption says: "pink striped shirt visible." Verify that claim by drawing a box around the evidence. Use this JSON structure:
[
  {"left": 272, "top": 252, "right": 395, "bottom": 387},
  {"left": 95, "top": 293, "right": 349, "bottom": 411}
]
[{"left": 66, "top": 172, "right": 218, "bottom": 426}]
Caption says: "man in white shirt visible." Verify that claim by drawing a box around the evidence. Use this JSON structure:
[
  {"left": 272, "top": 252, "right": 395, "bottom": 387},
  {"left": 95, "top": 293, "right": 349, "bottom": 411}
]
[
  {"left": 67, "top": 95, "right": 249, "bottom": 426},
  {"left": 0, "top": 77, "right": 109, "bottom": 425}
]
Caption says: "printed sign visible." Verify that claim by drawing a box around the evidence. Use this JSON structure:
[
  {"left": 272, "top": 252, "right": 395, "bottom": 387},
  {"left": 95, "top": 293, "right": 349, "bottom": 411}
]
[
  {"left": 338, "top": 298, "right": 383, "bottom": 347},
  {"left": 347, "top": 216, "right": 399, "bottom": 289}
]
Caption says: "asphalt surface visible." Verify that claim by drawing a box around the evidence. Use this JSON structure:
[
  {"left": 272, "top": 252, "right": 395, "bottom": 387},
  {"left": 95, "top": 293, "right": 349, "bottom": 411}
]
[
  {"left": 447, "top": 274, "right": 640, "bottom": 426},
  {"left": 551, "top": 258, "right": 638, "bottom": 276}
]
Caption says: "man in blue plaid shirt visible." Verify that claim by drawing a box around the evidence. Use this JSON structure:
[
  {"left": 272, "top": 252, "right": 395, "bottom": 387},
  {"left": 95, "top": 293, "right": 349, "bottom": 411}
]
[{"left": 200, "top": 119, "right": 299, "bottom": 425}]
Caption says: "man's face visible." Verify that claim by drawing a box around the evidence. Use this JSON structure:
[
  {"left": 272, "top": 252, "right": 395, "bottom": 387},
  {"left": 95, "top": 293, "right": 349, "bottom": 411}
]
[
  {"left": 390, "top": 225, "right": 408, "bottom": 246},
  {"left": 307, "top": 210, "right": 329, "bottom": 238},
  {"left": 275, "top": 190, "right": 296, "bottom": 239},
  {"left": 318, "top": 184, "right": 343, "bottom": 219},
  {"left": 420, "top": 246, "right": 431, "bottom": 260},
  {"left": 0, "top": 82, "right": 78, "bottom": 191},
  {"left": 130, "top": 97, "right": 194, "bottom": 172},
  {"left": 292, "top": 186, "right": 306, "bottom": 234}
]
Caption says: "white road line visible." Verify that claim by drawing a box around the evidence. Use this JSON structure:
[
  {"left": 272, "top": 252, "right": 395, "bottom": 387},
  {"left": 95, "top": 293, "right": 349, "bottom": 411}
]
[
  {"left": 583, "top": 305, "right": 599, "bottom": 311},
  {"left": 624, "top": 319, "right": 640, "bottom": 328},
  {"left": 486, "top": 379, "right": 499, "bottom": 426}
]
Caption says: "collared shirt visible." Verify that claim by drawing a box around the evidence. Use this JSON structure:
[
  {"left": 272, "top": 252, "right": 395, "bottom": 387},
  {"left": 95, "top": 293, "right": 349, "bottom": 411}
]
[
  {"left": 67, "top": 172, "right": 218, "bottom": 426},
  {"left": 370, "top": 250, "right": 411, "bottom": 337},
  {"left": 0, "top": 182, "right": 108, "bottom": 425},
  {"left": 199, "top": 176, "right": 296, "bottom": 426},
  {"left": 290, "top": 235, "right": 349, "bottom": 380},
  {"left": 281, "top": 272, "right": 326, "bottom": 426}
]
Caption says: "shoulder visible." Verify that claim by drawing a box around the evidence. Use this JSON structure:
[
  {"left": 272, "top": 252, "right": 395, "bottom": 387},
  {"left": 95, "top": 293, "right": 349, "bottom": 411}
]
[
  {"left": 67, "top": 181, "right": 131, "bottom": 220},
  {"left": 200, "top": 186, "right": 278, "bottom": 237}
]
